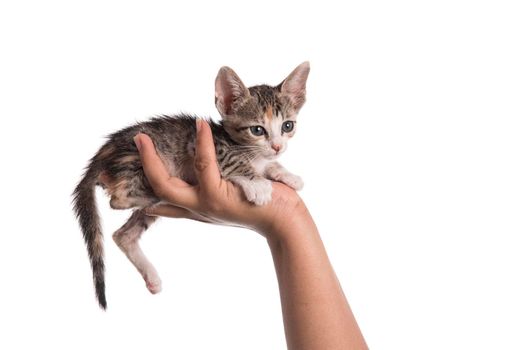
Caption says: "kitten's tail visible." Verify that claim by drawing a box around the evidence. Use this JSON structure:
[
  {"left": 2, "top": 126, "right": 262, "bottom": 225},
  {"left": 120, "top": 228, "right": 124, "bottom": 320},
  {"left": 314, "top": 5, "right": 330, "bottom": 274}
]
[{"left": 72, "top": 164, "right": 107, "bottom": 310}]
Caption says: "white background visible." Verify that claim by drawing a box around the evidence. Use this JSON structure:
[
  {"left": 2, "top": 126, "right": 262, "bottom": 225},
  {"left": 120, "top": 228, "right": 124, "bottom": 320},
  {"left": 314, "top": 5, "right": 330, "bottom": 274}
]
[{"left": 1, "top": 1, "right": 523, "bottom": 349}]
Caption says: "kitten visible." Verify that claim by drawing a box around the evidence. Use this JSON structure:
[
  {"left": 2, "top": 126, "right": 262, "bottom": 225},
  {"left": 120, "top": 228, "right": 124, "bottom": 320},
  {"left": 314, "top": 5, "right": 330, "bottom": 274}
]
[{"left": 73, "top": 62, "right": 310, "bottom": 309}]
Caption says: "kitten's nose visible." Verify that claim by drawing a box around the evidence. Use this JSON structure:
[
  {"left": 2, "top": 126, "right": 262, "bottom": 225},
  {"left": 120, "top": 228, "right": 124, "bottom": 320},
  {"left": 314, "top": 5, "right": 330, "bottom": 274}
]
[{"left": 271, "top": 144, "right": 281, "bottom": 153}]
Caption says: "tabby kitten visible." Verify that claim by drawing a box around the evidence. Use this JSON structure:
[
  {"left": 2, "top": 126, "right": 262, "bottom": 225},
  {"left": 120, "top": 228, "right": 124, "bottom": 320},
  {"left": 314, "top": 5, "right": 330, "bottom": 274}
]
[{"left": 73, "top": 62, "right": 310, "bottom": 309}]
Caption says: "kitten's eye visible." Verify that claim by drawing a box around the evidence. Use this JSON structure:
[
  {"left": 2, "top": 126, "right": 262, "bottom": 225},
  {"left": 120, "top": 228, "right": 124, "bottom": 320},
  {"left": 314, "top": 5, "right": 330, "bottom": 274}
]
[
  {"left": 282, "top": 121, "right": 295, "bottom": 133},
  {"left": 249, "top": 125, "right": 266, "bottom": 136}
]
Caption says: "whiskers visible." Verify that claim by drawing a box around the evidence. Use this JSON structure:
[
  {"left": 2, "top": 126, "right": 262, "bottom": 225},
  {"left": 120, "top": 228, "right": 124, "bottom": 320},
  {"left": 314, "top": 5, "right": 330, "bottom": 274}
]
[
  {"left": 236, "top": 150, "right": 263, "bottom": 163},
  {"left": 228, "top": 145, "right": 266, "bottom": 151},
  {"left": 227, "top": 144, "right": 267, "bottom": 163}
]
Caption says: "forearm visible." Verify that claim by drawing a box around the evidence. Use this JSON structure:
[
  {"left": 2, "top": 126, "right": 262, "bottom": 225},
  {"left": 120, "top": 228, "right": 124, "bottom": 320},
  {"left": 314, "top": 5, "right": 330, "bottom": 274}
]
[
  {"left": 267, "top": 205, "right": 367, "bottom": 350},
  {"left": 135, "top": 122, "right": 366, "bottom": 347}
]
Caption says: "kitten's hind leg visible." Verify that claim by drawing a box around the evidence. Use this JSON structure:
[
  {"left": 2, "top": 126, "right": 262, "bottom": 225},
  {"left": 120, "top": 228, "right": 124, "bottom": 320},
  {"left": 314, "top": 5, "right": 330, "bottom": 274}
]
[{"left": 113, "top": 210, "right": 162, "bottom": 294}]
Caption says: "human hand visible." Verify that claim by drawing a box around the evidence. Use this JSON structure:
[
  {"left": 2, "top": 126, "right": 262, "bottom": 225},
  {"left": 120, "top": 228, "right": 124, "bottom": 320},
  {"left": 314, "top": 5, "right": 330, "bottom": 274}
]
[
  {"left": 134, "top": 119, "right": 367, "bottom": 350},
  {"left": 133, "top": 119, "right": 306, "bottom": 238}
]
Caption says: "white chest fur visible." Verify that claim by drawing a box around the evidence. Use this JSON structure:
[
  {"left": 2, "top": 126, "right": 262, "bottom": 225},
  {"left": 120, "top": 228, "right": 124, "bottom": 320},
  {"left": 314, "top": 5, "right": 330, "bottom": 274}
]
[{"left": 251, "top": 157, "right": 271, "bottom": 176}]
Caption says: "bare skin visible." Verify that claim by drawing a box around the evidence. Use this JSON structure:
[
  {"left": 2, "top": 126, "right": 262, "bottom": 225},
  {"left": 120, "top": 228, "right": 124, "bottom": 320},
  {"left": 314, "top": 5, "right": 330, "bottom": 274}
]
[{"left": 133, "top": 119, "right": 368, "bottom": 350}]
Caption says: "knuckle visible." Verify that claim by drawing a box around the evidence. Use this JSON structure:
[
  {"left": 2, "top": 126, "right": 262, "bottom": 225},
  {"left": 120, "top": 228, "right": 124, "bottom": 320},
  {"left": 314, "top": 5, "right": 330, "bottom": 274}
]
[{"left": 194, "top": 156, "right": 210, "bottom": 172}]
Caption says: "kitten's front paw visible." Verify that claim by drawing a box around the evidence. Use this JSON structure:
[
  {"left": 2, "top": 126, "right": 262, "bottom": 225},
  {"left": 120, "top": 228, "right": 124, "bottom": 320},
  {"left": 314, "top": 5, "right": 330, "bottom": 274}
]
[
  {"left": 242, "top": 178, "right": 273, "bottom": 206},
  {"left": 277, "top": 173, "right": 304, "bottom": 191}
]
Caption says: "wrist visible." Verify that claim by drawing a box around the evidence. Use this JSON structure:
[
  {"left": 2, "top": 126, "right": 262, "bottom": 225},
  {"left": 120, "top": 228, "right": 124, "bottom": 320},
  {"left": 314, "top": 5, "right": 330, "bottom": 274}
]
[{"left": 263, "top": 199, "right": 317, "bottom": 249}]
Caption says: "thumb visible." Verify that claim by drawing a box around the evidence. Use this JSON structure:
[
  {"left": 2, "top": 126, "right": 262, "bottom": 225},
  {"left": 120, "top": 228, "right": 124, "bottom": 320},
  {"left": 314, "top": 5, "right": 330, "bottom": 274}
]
[
  {"left": 194, "top": 119, "right": 221, "bottom": 190},
  {"left": 134, "top": 133, "right": 196, "bottom": 208},
  {"left": 134, "top": 133, "right": 172, "bottom": 194}
]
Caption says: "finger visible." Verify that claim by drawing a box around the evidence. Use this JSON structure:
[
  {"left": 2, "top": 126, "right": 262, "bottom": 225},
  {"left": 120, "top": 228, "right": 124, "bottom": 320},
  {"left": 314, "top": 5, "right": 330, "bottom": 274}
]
[
  {"left": 194, "top": 119, "right": 221, "bottom": 191},
  {"left": 134, "top": 133, "right": 197, "bottom": 208},
  {"left": 145, "top": 204, "right": 213, "bottom": 223},
  {"left": 144, "top": 204, "right": 192, "bottom": 218}
]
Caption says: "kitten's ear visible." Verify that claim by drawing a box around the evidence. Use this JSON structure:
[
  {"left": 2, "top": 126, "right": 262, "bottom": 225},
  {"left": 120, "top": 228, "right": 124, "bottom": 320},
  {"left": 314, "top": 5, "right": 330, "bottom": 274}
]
[
  {"left": 279, "top": 61, "right": 310, "bottom": 111},
  {"left": 215, "top": 66, "right": 250, "bottom": 116}
]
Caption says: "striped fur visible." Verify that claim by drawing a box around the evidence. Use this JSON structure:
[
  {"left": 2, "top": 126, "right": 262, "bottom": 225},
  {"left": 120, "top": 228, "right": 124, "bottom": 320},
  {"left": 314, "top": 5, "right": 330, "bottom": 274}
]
[{"left": 73, "top": 62, "right": 310, "bottom": 309}]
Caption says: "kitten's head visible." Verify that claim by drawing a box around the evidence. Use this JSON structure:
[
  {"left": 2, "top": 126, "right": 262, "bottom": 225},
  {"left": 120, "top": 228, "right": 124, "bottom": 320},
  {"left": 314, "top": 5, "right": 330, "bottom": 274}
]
[{"left": 215, "top": 62, "right": 310, "bottom": 159}]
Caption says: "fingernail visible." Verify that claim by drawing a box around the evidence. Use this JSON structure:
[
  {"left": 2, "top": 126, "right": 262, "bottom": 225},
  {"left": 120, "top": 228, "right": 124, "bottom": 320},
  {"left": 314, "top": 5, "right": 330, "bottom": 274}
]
[
  {"left": 196, "top": 119, "right": 202, "bottom": 133},
  {"left": 133, "top": 134, "right": 142, "bottom": 151}
]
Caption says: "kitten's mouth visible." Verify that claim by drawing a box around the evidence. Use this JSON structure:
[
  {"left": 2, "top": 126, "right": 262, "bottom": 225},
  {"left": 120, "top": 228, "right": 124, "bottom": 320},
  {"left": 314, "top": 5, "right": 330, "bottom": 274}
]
[{"left": 266, "top": 152, "right": 281, "bottom": 160}]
